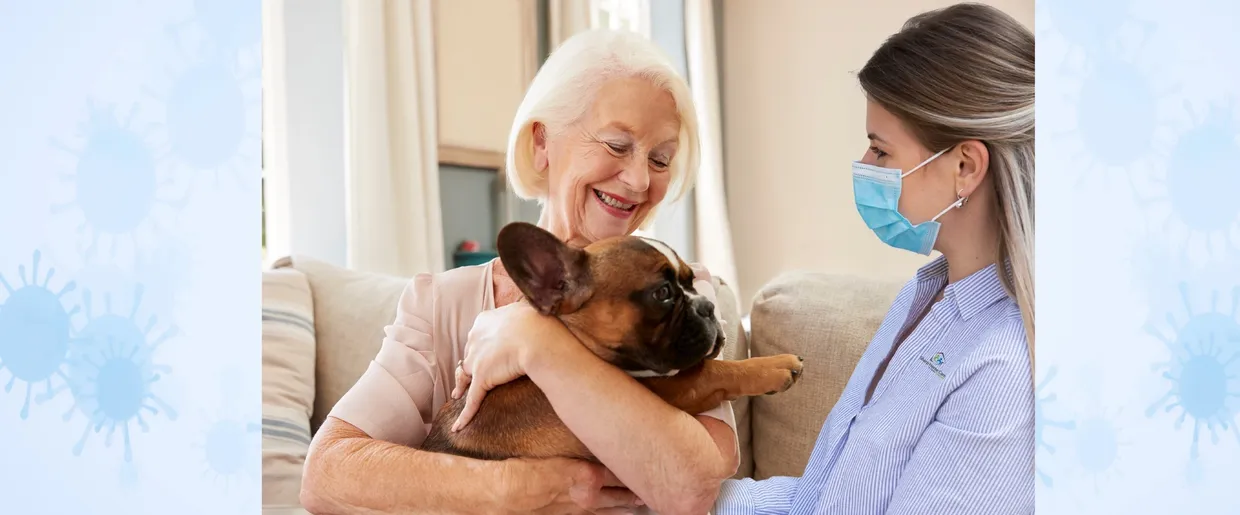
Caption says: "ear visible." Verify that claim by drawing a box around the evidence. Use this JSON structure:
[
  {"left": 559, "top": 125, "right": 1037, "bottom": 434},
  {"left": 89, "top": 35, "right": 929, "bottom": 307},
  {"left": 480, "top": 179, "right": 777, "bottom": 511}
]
[
  {"left": 496, "top": 222, "right": 593, "bottom": 315},
  {"left": 532, "top": 122, "right": 549, "bottom": 172},
  {"left": 954, "top": 140, "right": 990, "bottom": 198}
]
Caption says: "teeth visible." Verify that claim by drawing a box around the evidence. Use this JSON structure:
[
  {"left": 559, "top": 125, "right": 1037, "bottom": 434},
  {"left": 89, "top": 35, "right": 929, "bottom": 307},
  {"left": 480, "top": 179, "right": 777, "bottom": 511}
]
[{"left": 595, "top": 190, "right": 636, "bottom": 210}]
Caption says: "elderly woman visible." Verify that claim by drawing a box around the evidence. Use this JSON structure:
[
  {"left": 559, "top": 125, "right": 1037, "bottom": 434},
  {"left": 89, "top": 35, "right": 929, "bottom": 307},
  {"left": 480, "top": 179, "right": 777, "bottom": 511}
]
[{"left": 300, "top": 29, "right": 738, "bottom": 515}]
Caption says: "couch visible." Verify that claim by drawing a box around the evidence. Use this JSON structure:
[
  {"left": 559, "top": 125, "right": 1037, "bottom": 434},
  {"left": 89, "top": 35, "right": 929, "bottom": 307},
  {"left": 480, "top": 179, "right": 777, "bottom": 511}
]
[{"left": 261, "top": 255, "right": 904, "bottom": 514}]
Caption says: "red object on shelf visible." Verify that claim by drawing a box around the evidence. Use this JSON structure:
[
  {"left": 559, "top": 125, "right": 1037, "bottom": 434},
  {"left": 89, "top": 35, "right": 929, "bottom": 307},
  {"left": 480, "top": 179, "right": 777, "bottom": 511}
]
[{"left": 457, "top": 240, "right": 481, "bottom": 253}]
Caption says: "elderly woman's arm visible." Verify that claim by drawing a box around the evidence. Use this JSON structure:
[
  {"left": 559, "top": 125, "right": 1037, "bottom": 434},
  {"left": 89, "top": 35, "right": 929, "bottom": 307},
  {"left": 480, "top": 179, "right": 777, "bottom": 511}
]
[
  {"left": 299, "top": 273, "right": 638, "bottom": 514},
  {"left": 524, "top": 337, "right": 739, "bottom": 514},
  {"left": 302, "top": 417, "right": 508, "bottom": 513},
  {"left": 303, "top": 417, "right": 634, "bottom": 514}
]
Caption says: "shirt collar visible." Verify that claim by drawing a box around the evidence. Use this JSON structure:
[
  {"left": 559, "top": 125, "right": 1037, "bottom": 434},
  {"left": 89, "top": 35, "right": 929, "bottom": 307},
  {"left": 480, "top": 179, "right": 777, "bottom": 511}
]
[{"left": 915, "top": 255, "right": 1011, "bottom": 320}]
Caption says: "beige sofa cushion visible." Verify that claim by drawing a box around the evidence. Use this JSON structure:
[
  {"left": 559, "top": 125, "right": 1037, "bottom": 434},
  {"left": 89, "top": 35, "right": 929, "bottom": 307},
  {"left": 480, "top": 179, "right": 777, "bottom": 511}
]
[
  {"left": 274, "top": 256, "right": 408, "bottom": 433},
  {"left": 261, "top": 268, "right": 318, "bottom": 508},
  {"left": 747, "top": 271, "right": 903, "bottom": 479}
]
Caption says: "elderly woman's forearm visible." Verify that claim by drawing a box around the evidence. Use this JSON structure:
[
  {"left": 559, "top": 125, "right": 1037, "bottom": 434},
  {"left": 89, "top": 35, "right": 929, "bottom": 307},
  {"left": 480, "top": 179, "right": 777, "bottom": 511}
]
[
  {"left": 301, "top": 418, "right": 499, "bottom": 514},
  {"left": 523, "top": 339, "right": 735, "bottom": 514}
]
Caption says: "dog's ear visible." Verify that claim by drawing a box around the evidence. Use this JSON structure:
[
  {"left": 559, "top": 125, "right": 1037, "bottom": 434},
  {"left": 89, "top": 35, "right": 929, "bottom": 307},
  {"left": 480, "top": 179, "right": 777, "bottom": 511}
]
[{"left": 496, "top": 222, "right": 593, "bottom": 315}]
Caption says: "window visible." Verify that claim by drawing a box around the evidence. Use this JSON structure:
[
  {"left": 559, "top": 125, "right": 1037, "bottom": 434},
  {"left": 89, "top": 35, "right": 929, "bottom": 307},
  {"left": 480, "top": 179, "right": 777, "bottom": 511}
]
[{"left": 589, "top": 0, "right": 651, "bottom": 37}]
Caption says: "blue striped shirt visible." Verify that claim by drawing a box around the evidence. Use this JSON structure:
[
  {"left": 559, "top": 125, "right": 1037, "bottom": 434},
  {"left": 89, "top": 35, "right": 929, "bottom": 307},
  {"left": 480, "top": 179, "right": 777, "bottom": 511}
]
[{"left": 715, "top": 256, "right": 1034, "bottom": 514}]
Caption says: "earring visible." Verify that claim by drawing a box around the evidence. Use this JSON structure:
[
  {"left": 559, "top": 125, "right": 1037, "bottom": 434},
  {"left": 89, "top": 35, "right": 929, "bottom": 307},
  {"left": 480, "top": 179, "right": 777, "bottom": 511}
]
[{"left": 957, "top": 189, "right": 969, "bottom": 208}]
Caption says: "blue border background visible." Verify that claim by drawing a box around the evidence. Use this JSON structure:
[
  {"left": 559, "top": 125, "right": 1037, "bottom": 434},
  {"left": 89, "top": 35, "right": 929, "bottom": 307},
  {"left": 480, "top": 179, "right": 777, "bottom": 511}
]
[
  {"left": 0, "top": 1, "right": 261, "bottom": 512},
  {"left": 1037, "top": 0, "right": 1240, "bottom": 512},
  {"left": 4, "top": 0, "right": 1240, "bottom": 512}
]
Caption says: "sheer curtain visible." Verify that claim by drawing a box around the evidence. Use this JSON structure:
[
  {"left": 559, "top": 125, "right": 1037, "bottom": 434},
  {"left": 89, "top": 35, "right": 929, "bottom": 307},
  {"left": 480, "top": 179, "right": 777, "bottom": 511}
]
[
  {"left": 340, "top": 0, "right": 445, "bottom": 276},
  {"left": 548, "top": 0, "right": 594, "bottom": 48},
  {"left": 686, "top": 0, "right": 740, "bottom": 294}
]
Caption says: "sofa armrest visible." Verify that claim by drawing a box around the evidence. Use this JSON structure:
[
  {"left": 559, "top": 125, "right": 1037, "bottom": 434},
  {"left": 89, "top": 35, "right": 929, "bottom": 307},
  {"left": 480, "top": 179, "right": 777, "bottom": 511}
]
[{"left": 746, "top": 271, "right": 903, "bottom": 479}]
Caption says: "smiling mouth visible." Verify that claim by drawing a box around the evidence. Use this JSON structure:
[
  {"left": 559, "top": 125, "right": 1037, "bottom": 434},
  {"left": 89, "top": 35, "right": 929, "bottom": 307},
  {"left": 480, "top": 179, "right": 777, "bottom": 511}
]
[{"left": 594, "top": 189, "right": 638, "bottom": 212}]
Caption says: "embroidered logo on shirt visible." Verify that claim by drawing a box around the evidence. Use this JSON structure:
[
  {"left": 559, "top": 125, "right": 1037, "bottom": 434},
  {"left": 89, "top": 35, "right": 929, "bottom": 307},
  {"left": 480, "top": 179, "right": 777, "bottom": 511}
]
[{"left": 920, "top": 352, "right": 946, "bottom": 379}]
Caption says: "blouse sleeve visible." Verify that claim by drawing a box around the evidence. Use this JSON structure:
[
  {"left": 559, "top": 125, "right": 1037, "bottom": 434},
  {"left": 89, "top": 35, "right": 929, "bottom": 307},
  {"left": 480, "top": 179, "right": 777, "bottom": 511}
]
[
  {"left": 326, "top": 273, "right": 446, "bottom": 447},
  {"left": 714, "top": 476, "right": 800, "bottom": 515},
  {"left": 690, "top": 267, "right": 740, "bottom": 449}
]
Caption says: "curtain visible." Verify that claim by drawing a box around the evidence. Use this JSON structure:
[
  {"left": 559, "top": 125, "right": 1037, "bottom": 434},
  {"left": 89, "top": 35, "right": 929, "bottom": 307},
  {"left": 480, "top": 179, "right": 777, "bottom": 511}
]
[
  {"left": 341, "top": 0, "right": 445, "bottom": 276},
  {"left": 548, "top": 0, "right": 594, "bottom": 49},
  {"left": 685, "top": 0, "right": 740, "bottom": 294}
]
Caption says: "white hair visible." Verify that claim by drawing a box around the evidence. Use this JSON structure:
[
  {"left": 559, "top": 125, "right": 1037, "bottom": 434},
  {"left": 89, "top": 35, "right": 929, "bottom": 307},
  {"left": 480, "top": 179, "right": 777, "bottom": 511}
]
[{"left": 505, "top": 29, "right": 700, "bottom": 230}]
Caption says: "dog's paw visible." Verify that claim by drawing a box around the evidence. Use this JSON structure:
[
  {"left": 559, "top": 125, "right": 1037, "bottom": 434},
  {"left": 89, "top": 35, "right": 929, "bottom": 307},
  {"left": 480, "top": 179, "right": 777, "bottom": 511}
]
[{"left": 748, "top": 354, "right": 804, "bottom": 396}]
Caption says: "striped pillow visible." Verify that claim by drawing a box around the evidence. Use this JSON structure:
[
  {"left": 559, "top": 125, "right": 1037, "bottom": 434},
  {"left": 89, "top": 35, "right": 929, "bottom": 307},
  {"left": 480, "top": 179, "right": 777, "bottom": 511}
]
[{"left": 262, "top": 267, "right": 317, "bottom": 509}]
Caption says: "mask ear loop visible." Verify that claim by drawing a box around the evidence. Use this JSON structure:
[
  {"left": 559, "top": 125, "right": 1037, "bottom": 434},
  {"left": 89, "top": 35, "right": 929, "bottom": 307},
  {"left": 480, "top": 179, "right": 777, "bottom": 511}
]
[
  {"left": 900, "top": 147, "right": 952, "bottom": 179},
  {"left": 930, "top": 189, "right": 968, "bottom": 222}
]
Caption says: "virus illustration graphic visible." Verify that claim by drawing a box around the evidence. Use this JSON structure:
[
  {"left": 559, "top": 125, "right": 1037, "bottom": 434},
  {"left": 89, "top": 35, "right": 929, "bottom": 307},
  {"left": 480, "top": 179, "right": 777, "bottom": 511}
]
[
  {"left": 0, "top": 251, "right": 80, "bottom": 419},
  {"left": 195, "top": 369, "right": 261, "bottom": 504},
  {"left": 1041, "top": 19, "right": 1181, "bottom": 196},
  {"left": 1073, "top": 408, "right": 1129, "bottom": 493},
  {"left": 1137, "top": 101, "right": 1240, "bottom": 263},
  {"left": 63, "top": 284, "right": 178, "bottom": 462},
  {"left": 149, "top": 0, "right": 262, "bottom": 191},
  {"left": 1036, "top": 366, "right": 1077, "bottom": 487},
  {"left": 1145, "top": 283, "right": 1240, "bottom": 461},
  {"left": 198, "top": 415, "right": 260, "bottom": 492},
  {"left": 50, "top": 100, "right": 184, "bottom": 264}
]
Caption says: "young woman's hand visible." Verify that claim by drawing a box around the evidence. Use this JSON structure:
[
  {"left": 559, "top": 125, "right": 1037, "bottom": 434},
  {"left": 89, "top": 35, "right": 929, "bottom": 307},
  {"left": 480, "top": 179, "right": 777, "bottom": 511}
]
[{"left": 451, "top": 300, "right": 565, "bottom": 431}]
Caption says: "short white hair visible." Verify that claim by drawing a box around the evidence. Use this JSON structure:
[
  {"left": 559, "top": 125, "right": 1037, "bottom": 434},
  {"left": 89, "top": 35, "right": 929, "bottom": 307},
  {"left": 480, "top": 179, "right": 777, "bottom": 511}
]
[{"left": 505, "top": 29, "right": 700, "bottom": 230}]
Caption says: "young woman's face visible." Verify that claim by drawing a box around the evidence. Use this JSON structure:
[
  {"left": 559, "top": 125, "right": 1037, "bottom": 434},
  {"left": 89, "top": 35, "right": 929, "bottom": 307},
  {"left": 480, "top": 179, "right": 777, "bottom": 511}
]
[{"left": 860, "top": 99, "right": 960, "bottom": 225}]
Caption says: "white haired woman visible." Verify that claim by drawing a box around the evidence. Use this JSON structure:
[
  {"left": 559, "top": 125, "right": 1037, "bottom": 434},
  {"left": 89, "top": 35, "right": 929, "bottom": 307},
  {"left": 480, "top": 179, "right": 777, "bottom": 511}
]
[{"left": 301, "top": 29, "right": 737, "bottom": 515}]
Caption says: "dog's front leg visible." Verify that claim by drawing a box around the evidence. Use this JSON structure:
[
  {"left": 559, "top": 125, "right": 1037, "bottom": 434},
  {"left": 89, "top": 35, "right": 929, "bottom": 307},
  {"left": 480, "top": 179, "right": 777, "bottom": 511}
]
[{"left": 639, "top": 355, "right": 804, "bottom": 415}]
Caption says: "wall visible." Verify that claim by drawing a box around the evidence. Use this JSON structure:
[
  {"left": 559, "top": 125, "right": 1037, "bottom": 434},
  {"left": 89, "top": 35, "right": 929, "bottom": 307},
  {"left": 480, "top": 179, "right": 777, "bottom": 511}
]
[
  {"left": 434, "top": 0, "right": 532, "bottom": 154},
  {"left": 719, "top": 0, "right": 1034, "bottom": 306}
]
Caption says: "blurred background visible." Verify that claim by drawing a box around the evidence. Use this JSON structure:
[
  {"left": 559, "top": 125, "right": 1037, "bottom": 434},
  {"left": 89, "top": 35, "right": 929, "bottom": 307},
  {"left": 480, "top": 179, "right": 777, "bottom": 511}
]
[{"left": 260, "top": 0, "right": 1033, "bottom": 310}]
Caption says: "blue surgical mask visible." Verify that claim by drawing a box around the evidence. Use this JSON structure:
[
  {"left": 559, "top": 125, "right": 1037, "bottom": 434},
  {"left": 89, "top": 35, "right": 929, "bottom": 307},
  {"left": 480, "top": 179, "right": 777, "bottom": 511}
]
[{"left": 851, "top": 148, "right": 964, "bottom": 256}]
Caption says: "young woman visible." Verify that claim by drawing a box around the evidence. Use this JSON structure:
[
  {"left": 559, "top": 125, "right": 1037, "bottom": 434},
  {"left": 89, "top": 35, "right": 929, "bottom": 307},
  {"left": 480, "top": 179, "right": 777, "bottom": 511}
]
[{"left": 714, "top": 4, "right": 1036, "bottom": 513}]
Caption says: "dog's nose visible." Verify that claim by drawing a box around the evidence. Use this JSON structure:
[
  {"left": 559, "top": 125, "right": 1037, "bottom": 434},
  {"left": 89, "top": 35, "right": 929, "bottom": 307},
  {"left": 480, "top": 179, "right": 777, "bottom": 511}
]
[{"left": 696, "top": 300, "right": 716, "bottom": 319}]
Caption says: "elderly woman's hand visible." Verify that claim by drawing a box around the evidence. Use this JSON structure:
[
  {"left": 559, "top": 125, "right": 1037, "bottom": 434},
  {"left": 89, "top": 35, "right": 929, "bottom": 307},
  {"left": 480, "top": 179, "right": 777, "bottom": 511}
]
[
  {"left": 497, "top": 457, "right": 644, "bottom": 514},
  {"left": 451, "top": 300, "right": 562, "bottom": 431}
]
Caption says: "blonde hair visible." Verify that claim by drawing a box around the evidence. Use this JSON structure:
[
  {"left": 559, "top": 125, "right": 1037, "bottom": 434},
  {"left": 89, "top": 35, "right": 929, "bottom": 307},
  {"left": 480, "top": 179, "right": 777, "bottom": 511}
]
[
  {"left": 505, "top": 29, "right": 700, "bottom": 229},
  {"left": 858, "top": 3, "right": 1035, "bottom": 366}
]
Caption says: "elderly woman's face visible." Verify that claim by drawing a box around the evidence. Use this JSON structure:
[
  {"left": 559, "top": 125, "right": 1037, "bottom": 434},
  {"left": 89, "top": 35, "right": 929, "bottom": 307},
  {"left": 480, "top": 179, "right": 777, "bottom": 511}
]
[{"left": 534, "top": 76, "right": 680, "bottom": 243}]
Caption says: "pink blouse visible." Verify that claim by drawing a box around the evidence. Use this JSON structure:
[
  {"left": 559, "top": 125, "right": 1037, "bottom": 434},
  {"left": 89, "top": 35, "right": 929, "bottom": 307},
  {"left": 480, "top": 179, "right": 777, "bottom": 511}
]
[{"left": 328, "top": 259, "right": 738, "bottom": 448}]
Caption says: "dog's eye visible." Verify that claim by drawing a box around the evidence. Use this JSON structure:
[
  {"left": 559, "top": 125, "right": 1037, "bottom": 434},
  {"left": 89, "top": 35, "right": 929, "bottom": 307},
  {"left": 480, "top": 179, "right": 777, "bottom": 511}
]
[{"left": 652, "top": 284, "right": 672, "bottom": 302}]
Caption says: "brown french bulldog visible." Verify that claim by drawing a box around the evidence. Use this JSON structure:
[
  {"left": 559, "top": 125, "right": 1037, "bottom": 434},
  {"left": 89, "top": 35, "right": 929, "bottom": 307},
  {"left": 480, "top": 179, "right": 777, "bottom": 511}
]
[{"left": 422, "top": 222, "right": 804, "bottom": 462}]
